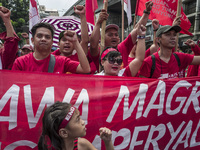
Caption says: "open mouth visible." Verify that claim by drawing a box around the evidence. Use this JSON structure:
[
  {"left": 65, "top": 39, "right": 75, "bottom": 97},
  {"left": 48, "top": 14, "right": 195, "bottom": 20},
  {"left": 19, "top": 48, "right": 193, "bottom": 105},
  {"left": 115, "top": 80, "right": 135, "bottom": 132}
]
[
  {"left": 64, "top": 45, "right": 71, "bottom": 49},
  {"left": 112, "top": 66, "right": 119, "bottom": 70},
  {"left": 111, "top": 40, "right": 117, "bottom": 44}
]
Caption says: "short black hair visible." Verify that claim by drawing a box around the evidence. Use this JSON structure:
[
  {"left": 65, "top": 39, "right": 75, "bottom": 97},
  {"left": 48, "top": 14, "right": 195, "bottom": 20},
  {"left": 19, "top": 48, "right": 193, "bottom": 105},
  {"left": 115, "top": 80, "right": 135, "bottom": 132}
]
[{"left": 31, "top": 22, "right": 54, "bottom": 38}]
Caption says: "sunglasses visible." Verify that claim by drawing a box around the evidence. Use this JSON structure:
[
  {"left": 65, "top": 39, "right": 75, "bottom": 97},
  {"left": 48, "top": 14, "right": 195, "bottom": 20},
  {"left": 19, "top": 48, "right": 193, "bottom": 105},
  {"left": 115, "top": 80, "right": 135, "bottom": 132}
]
[{"left": 107, "top": 57, "right": 123, "bottom": 65}]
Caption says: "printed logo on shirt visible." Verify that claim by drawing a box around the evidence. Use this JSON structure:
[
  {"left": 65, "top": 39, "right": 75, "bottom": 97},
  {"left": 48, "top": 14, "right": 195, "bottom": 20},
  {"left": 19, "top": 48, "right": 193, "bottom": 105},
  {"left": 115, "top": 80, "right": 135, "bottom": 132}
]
[{"left": 159, "top": 70, "right": 185, "bottom": 79}]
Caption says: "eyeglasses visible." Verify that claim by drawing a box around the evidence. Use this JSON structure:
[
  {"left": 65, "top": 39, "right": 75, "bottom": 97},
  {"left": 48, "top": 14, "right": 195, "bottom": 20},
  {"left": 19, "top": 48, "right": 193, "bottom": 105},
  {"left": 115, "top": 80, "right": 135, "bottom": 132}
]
[{"left": 107, "top": 57, "right": 123, "bottom": 65}]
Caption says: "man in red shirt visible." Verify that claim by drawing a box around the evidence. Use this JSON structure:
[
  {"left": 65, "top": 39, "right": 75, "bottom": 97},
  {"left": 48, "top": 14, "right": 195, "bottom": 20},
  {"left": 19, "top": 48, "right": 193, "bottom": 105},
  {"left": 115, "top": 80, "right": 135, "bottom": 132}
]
[
  {"left": 139, "top": 25, "right": 200, "bottom": 79},
  {"left": 12, "top": 22, "right": 90, "bottom": 74}
]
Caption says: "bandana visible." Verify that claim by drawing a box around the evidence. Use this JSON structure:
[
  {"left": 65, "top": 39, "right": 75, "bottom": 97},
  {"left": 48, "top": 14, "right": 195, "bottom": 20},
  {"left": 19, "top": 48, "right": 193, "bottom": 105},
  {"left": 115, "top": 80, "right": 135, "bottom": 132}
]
[
  {"left": 101, "top": 48, "right": 118, "bottom": 61},
  {"left": 58, "top": 106, "right": 76, "bottom": 131}
]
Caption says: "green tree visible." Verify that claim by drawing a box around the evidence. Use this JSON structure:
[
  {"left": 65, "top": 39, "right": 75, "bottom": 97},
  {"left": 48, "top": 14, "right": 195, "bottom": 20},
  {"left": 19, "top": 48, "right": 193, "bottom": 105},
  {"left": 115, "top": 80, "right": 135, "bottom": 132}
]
[{"left": 0, "top": 0, "right": 29, "bottom": 45}]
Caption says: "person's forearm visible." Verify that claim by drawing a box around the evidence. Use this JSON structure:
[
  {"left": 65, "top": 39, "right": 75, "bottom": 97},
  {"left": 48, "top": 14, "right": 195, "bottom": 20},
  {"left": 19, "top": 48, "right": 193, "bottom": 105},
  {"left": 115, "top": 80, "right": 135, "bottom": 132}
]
[
  {"left": 74, "top": 41, "right": 90, "bottom": 73},
  {"left": 104, "top": 141, "right": 114, "bottom": 150},
  {"left": 130, "top": 28, "right": 137, "bottom": 45},
  {"left": 136, "top": 13, "right": 150, "bottom": 27},
  {"left": 135, "top": 38, "right": 145, "bottom": 62},
  {"left": 4, "top": 19, "right": 15, "bottom": 37},
  {"left": 89, "top": 22, "right": 101, "bottom": 56},
  {"left": 80, "top": 14, "right": 89, "bottom": 54}
]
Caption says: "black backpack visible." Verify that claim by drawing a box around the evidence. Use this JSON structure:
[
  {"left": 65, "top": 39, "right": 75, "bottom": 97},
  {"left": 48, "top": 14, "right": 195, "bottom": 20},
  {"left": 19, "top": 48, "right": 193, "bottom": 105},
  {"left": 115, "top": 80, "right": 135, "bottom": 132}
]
[{"left": 150, "top": 53, "right": 180, "bottom": 78}]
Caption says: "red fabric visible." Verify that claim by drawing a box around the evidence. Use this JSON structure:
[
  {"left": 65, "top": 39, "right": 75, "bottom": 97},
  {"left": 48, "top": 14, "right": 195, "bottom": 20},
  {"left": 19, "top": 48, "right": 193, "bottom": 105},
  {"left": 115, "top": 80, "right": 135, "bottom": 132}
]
[
  {"left": 136, "top": 0, "right": 192, "bottom": 36},
  {"left": 139, "top": 52, "right": 194, "bottom": 79},
  {"left": 0, "top": 32, "right": 20, "bottom": 69},
  {"left": 187, "top": 45, "right": 200, "bottom": 77},
  {"left": 0, "top": 70, "right": 200, "bottom": 149},
  {"left": 52, "top": 49, "right": 98, "bottom": 74},
  {"left": 11, "top": 53, "right": 79, "bottom": 74},
  {"left": 117, "top": 34, "right": 135, "bottom": 68},
  {"left": 128, "top": 48, "right": 152, "bottom": 65},
  {"left": 74, "top": 138, "right": 78, "bottom": 150},
  {"left": 52, "top": 49, "right": 79, "bottom": 61},
  {"left": 85, "top": 0, "right": 98, "bottom": 25}
]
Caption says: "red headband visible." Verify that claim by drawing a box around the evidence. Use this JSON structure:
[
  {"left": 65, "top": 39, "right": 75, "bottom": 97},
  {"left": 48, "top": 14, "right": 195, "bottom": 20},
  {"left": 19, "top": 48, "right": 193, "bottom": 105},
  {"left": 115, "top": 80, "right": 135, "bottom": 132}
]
[
  {"left": 58, "top": 106, "right": 76, "bottom": 131},
  {"left": 101, "top": 48, "right": 118, "bottom": 61}
]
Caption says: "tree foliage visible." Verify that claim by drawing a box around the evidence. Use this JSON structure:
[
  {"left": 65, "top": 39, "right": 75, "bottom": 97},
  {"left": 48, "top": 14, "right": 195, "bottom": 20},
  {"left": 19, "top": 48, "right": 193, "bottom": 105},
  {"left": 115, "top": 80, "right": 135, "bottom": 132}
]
[{"left": 0, "top": 0, "right": 29, "bottom": 43}]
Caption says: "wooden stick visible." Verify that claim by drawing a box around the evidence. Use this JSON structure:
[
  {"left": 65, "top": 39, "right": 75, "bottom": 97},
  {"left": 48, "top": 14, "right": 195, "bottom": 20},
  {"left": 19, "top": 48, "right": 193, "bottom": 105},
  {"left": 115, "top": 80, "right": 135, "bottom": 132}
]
[
  {"left": 99, "top": 0, "right": 108, "bottom": 72},
  {"left": 175, "top": 0, "right": 182, "bottom": 52},
  {"left": 122, "top": 0, "right": 124, "bottom": 40}
]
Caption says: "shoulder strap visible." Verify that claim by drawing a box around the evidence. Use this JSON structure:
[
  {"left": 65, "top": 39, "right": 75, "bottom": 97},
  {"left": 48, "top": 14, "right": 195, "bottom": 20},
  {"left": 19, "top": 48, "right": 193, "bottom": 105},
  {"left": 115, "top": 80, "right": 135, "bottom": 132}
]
[
  {"left": 173, "top": 53, "right": 181, "bottom": 67},
  {"left": 150, "top": 55, "right": 156, "bottom": 78},
  {"left": 48, "top": 54, "right": 55, "bottom": 73},
  {"left": 73, "top": 138, "right": 78, "bottom": 150}
]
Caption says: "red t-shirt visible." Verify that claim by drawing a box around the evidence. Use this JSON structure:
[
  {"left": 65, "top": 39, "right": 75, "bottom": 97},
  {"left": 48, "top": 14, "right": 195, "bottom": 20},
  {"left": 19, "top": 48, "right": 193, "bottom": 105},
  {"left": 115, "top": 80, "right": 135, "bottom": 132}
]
[
  {"left": 12, "top": 53, "right": 79, "bottom": 74},
  {"left": 117, "top": 34, "right": 134, "bottom": 68},
  {"left": 187, "top": 44, "right": 200, "bottom": 77},
  {"left": 139, "top": 52, "right": 194, "bottom": 79},
  {"left": 128, "top": 48, "right": 151, "bottom": 65},
  {"left": 0, "top": 32, "right": 20, "bottom": 69},
  {"left": 52, "top": 49, "right": 98, "bottom": 74}
]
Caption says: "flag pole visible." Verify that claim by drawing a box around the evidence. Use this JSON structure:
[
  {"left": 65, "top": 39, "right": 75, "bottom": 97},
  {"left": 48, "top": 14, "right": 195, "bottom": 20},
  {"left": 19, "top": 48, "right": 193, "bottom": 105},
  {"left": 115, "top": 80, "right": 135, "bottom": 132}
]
[
  {"left": 175, "top": 0, "right": 182, "bottom": 52},
  {"left": 99, "top": 0, "right": 108, "bottom": 72},
  {"left": 133, "top": 0, "right": 138, "bottom": 27},
  {"left": 122, "top": 0, "right": 124, "bottom": 40}
]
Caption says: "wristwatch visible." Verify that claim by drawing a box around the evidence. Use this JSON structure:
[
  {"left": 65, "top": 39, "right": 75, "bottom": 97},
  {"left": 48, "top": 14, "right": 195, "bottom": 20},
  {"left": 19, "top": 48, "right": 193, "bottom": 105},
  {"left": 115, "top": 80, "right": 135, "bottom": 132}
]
[{"left": 143, "top": 10, "right": 150, "bottom": 15}]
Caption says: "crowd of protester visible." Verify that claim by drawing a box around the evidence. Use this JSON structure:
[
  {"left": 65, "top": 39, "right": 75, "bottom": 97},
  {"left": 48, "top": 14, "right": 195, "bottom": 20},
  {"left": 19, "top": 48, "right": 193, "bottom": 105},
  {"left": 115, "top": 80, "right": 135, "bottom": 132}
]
[{"left": 1, "top": 0, "right": 200, "bottom": 149}]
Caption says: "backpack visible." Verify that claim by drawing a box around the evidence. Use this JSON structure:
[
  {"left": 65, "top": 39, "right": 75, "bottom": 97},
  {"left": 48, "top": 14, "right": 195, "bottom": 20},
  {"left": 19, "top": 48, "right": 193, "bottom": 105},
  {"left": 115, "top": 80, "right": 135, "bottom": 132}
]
[{"left": 150, "top": 53, "right": 180, "bottom": 78}]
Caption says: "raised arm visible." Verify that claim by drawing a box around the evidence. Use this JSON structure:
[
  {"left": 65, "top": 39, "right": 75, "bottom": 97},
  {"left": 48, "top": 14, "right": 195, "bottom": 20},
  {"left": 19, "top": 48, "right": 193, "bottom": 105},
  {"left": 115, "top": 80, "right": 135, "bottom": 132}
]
[
  {"left": 172, "top": 16, "right": 181, "bottom": 26},
  {"left": 0, "top": 7, "right": 14, "bottom": 37},
  {"left": 129, "top": 24, "right": 146, "bottom": 77},
  {"left": 74, "top": 5, "right": 89, "bottom": 55},
  {"left": 99, "top": 127, "right": 114, "bottom": 150},
  {"left": 89, "top": 9, "right": 108, "bottom": 57},
  {"left": 131, "top": 0, "right": 153, "bottom": 44},
  {"left": 149, "top": 19, "right": 160, "bottom": 55},
  {"left": 0, "top": 6, "right": 19, "bottom": 69},
  {"left": 21, "top": 32, "right": 30, "bottom": 44},
  {"left": 185, "top": 39, "right": 200, "bottom": 55},
  {"left": 64, "top": 30, "right": 90, "bottom": 74}
]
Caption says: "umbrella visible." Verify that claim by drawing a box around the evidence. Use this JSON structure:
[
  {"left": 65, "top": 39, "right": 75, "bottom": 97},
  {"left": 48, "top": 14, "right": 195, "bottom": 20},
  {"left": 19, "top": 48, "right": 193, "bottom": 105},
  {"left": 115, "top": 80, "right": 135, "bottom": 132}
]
[{"left": 40, "top": 16, "right": 95, "bottom": 48}]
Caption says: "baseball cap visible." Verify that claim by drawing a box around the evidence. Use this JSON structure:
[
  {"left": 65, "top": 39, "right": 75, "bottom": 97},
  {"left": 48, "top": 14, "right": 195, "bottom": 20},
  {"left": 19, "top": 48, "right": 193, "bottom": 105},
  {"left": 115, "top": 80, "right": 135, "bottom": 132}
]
[
  {"left": 22, "top": 44, "right": 33, "bottom": 51},
  {"left": 156, "top": 25, "right": 181, "bottom": 37},
  {"left": 105, "top": 24, "right": 119, "bottom": 32}
]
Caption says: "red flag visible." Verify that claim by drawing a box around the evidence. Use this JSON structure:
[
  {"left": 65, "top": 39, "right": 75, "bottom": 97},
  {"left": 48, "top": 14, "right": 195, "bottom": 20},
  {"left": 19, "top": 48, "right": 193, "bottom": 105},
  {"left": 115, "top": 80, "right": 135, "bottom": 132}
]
[
  {"left": 136, "top": 0, "right": 193, "bottom": 36},
  {"left": 85, "top": 0, "right": 98, "bottom": 25}
]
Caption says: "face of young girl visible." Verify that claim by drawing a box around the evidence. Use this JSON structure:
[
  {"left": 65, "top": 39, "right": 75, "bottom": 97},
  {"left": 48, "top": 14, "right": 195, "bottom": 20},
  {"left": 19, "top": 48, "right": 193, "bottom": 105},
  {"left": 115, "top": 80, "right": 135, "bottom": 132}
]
[
  {"left": 67, "top": 109, "right": 86, "bottom": 138},
  {"left": 102, "top": 56, "right": 122, "bottom": 76}
]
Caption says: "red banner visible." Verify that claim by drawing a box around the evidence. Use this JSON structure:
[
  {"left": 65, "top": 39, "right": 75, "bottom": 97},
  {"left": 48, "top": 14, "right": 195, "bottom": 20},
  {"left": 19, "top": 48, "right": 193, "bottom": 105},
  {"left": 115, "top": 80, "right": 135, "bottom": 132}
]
[
  {"left": 0, "top": 70, "right": 200, "bottom": 149},
  {"left": 136, "top": 0, "right": 192, "bottom": 36}
]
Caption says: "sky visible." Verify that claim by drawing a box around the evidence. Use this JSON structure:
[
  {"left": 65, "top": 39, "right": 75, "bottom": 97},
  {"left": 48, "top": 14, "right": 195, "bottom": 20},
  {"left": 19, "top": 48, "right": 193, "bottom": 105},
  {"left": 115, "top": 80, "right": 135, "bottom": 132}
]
[{"left": 38, "top": 0, "right": 78, "bottom": 16}]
